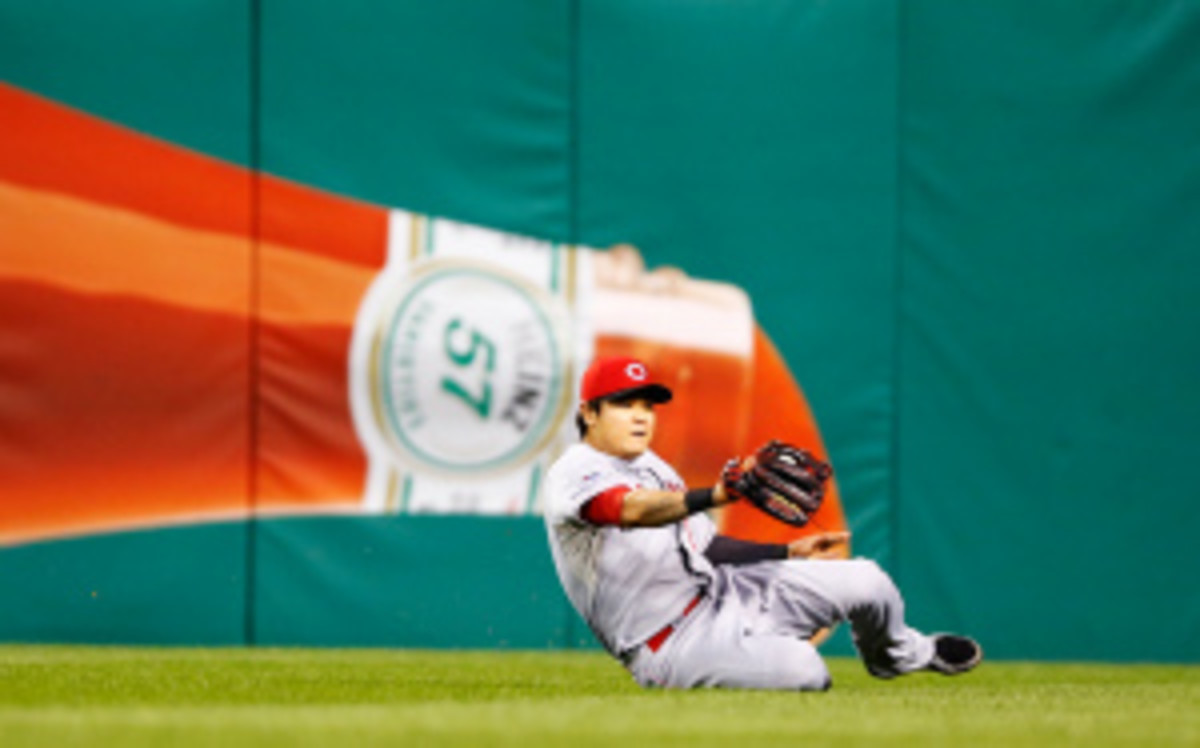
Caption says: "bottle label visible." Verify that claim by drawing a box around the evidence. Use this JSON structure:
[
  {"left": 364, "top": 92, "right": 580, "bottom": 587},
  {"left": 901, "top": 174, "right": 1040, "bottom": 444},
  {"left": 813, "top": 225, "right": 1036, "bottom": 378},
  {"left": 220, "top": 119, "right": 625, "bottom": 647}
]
[{"left": 349, "top": 211, "right": 593, "bottom": 514}]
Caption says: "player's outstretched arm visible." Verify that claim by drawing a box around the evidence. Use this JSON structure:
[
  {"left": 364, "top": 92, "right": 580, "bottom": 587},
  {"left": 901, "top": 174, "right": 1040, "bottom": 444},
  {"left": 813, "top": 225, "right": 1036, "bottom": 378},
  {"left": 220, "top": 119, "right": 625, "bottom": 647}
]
[
  {"left": 618, "top": 483, "right": 734, "bottom": 527},
  {"left": 704, "top": 534, "right": 788, "bottom": 565},
  {"left": 702, "top": 531, "right": 851, "bottom": 565}
]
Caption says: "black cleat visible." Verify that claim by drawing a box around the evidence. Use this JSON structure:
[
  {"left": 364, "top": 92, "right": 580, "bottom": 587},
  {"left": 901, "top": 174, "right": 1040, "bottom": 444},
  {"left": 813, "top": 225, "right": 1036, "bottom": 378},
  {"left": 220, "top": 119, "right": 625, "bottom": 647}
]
[{"left": 927, "top": 635, "right": 982, "bottom": 675}]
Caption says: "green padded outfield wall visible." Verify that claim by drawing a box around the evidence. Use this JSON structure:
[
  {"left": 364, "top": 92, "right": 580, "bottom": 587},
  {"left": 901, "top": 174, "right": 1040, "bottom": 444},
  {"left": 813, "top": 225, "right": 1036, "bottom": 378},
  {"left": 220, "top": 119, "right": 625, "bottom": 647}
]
[
  {"left": 2, "top": 1, "right": 1198, "bottom": 661},
  {"left": 896, "top": 2, "right": 1200, "bottom": 659}
]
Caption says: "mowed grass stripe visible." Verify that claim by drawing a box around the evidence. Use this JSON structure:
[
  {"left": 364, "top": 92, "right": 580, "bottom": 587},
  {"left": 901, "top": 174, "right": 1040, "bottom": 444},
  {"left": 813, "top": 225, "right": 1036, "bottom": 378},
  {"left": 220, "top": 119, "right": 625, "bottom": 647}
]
[{"left": 1, "top": 647, "right": 1197, "bottom": 747}]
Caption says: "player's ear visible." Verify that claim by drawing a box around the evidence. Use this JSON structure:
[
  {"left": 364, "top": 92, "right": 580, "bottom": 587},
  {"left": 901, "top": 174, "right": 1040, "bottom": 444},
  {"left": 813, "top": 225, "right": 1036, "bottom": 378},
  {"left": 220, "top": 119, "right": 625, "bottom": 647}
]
[{"left": 580, "top": 401, "right": 600, "bottom": 427}]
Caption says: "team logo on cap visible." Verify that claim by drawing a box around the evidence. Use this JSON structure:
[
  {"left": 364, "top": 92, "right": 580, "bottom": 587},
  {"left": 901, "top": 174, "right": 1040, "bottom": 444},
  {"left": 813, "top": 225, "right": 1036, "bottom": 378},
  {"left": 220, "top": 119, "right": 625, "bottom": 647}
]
[{"left": 625, "top": 362, "right": 648, "bottom": 381}]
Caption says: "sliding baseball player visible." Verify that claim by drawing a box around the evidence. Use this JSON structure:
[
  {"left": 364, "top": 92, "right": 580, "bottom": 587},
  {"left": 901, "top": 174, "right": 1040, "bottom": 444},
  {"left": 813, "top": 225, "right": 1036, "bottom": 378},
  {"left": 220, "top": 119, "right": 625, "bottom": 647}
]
[{"left": 543, "top": 355, "right": 982, "bottom": 690}]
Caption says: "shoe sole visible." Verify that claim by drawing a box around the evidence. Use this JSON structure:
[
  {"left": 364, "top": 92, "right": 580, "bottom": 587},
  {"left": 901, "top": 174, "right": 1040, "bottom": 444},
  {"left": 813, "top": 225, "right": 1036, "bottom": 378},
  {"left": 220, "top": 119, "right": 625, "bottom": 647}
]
[{"left": 928, "top": 636, "right": 983, "bottom": 675}]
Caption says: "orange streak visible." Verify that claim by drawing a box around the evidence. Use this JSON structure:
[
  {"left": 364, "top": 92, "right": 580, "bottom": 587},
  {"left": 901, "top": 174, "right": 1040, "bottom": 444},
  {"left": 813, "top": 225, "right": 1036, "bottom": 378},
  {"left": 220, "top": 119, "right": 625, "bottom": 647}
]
[
  {"left": 0, "top": 181, "right": 375, "bottom": 326},
  {"left": 0, "top": 81, "right": 387, "bottom": 267},
  {"left": 716, "top": 327, "right": 849, "bottom": 544}
]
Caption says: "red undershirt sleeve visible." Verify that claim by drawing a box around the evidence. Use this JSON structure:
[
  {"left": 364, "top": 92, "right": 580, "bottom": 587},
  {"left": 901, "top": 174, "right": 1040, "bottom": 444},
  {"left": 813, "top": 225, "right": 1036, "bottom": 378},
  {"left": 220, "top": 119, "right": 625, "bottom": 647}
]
[{"left": 581, "top": 485, "right": 632, "bottom": 526}]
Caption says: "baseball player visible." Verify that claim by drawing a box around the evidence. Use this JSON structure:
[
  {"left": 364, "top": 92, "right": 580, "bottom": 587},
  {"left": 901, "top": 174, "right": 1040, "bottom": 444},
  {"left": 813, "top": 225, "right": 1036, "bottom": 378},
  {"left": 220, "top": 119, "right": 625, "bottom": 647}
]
[{"left": 543, "top": 355, "right": 982, "bottom": 690}]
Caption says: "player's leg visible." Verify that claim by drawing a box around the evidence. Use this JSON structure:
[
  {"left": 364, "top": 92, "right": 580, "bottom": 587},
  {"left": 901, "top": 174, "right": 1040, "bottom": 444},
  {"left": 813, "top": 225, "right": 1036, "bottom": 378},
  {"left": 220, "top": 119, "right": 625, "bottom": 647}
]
[
  {"left": 680, "top": 632, "right": 832, "bottom": 691},
  {"left": 628, "top": 595, "right": 831, "bottom": 691},
  {"left": 746, "top": 558, "right": 937, "bottom": 678}
]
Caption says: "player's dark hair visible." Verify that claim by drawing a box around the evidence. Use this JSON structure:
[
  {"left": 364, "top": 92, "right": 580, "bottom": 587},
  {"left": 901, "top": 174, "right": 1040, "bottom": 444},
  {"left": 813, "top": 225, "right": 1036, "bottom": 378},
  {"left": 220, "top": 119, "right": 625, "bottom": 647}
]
[{"left": 576, "top": 400, "right": 601, "bottom": 438}]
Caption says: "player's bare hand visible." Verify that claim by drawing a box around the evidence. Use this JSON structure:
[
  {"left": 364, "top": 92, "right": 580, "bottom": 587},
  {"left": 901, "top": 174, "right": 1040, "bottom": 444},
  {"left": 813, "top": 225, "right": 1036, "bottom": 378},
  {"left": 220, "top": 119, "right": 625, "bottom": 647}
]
[
  {"left": 787, "top": 531, "right": 850, "bottom": 559},
  {"left": 713, "top": 456, "right": 756, "bottom": 506}
]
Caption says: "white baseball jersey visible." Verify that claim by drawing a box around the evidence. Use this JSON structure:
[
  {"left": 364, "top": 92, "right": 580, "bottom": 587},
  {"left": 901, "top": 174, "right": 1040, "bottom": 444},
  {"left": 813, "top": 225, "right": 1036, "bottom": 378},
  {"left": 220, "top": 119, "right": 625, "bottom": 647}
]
[
  {"left": 543, "top": 442, "right": 940, "bottom": 690},
  {"left": 543, "top": 443, "right": 716, "bottom": 655}
]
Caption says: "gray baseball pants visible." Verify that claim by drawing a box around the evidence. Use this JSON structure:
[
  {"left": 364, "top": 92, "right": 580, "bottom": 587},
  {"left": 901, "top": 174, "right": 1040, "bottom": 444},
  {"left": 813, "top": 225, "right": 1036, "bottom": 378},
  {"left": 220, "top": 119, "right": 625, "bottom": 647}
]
[{"left": 624, "top": 558, "right": 935, "bottom": 690}]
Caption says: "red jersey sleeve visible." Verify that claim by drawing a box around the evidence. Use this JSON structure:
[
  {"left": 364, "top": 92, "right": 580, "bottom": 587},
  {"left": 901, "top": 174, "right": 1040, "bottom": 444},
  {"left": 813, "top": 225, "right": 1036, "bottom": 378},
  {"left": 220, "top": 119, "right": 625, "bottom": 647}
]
[{"left": 581, "top": 485, "right": 631, "bottom": 526}]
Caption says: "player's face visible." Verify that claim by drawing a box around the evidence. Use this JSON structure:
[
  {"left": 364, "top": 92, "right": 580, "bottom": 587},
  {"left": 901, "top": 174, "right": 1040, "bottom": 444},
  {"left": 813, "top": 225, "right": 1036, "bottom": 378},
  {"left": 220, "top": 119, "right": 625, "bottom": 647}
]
[{"left": 584, "top": 398, "right": 657, "bottom": 459}]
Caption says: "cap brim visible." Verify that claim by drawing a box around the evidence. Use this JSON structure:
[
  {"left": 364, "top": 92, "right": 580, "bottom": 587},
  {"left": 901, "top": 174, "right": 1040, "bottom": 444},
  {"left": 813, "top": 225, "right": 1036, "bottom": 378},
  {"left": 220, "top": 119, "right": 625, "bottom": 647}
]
[{"left": 602, "top": 384, "right": 673, "bottom": 405}]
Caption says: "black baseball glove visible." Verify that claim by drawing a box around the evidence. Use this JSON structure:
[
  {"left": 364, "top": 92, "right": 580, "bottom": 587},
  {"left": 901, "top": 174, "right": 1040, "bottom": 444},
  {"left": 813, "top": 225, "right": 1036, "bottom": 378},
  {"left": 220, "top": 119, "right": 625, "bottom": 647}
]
[{"left": 722, "top": 440, "right": 832, "bottom": 527}]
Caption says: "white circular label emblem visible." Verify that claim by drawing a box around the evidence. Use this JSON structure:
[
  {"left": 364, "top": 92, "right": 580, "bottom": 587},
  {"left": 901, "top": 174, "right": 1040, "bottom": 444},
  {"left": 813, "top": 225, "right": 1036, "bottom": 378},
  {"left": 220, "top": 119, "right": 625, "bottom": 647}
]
[
  {"left": 625, "top": 362, "right": 647, "bottom": 381},
  {"left": 370, "top": 265, "right": 567, "bottom": 473}
]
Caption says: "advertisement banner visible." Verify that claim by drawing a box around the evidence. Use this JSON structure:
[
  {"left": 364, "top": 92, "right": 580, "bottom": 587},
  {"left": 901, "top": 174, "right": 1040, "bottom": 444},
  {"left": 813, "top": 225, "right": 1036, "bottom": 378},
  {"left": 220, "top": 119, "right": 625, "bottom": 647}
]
[{"left": 0, "top": 82, "right": 846, "bottom": 549}]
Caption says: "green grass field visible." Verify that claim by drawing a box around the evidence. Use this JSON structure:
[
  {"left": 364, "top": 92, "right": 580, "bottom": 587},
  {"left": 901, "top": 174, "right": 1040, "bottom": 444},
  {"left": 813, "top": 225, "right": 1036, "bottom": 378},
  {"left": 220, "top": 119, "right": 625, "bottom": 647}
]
[{"left": 1, "top": 646, "right": 1196, "bottom": 746}]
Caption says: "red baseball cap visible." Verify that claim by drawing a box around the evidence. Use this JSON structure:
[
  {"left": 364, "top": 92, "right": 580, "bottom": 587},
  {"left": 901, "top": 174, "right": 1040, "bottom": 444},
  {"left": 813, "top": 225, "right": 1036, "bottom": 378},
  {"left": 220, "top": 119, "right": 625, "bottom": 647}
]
[{"left": 579, "top": 355, "right": 673, "bottom": 404}]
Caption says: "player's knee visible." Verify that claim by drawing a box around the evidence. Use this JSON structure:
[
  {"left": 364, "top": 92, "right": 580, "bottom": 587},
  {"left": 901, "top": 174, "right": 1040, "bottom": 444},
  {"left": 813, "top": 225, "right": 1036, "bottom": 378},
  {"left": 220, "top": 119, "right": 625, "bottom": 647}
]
[
  {"left": 862, "top": 558, "right": 895, "bottom": 590},
  {"left": 845, "top": 559, "right": 900, "bottom": 605}
]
